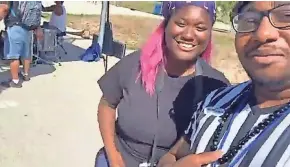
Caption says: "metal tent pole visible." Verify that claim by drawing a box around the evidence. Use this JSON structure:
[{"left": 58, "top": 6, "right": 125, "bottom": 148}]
[
  {"left": 104, "top": 2, "right": 110, "bottom": 72},
  {"left": 97, "top": 1, "right": 110, "bottom": 72},
  {"left": 97, "top": 1, "right": 108, "bottom": 53}
]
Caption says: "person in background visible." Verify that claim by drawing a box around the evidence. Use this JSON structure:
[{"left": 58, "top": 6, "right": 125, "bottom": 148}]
[
  {"left": 96, "top": 1, "right": 230, "bottom": 167},
  {"left": 0, "top": 1, "right": 43, "bottom": 88},
  {"left": 0, "top": 2, "right": 8, "bottom": 21},
  {"left": 157, "top": 1, "right": 290, "bottom": 167},
  {"left": 42, "top": 1, "right": 66, "bottom": 36}
]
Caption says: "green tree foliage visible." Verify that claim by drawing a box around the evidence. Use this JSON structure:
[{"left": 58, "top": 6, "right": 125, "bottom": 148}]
[{"left": 216, "top": 1, "right": 237, "bottom": 24}]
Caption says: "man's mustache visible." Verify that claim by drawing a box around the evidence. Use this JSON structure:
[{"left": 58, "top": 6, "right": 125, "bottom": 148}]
[{"left": 244, "top": 42, "right": 289, "bottom": 57}]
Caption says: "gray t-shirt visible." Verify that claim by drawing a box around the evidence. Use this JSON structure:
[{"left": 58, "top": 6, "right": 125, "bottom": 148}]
[{"left": 98, "top": 51, "right": 229, "bottom": 166}]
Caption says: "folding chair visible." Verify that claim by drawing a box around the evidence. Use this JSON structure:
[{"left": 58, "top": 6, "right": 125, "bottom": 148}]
[
  {"left": 33, "top": 24, "right": 67, "bottom": 66},
  {"left": 56, "top": 31, "right": 68, "bottom": 55},
  {"left": 93, "top": 34, "right": 126, "bottom": 72},
  {"left": 32, "top": 27, "right": 59, "bottom": 66}
]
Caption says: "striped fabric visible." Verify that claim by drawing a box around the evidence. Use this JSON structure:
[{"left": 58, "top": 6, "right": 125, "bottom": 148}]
[{"left": 185, "top": 81, "right": 290, "bottom": 167}]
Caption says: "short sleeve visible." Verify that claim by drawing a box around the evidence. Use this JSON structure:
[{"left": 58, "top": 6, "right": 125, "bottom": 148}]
[
  {"left": 98, "top": 61, "right": 123, "bottom": 108},
  {"left": 97, "top": 51, "right": 140, "bottom": 108}
]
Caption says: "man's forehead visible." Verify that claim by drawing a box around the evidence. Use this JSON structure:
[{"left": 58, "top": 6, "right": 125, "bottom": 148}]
[{"left": 241, "top": 1, "right": 290, "bottom": 12}]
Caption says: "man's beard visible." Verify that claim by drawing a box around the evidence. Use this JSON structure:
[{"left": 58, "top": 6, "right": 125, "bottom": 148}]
[{"left": 245, "top": 69, "right": 290, "bottom": 90}]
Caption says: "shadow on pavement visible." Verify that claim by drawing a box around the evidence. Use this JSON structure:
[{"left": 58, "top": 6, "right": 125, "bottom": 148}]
[{"left": 0, "top": 36, "right": 87, "bottom": 94}]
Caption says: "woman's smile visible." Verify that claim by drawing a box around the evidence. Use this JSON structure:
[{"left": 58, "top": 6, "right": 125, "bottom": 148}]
[{"left": 175, "top": 39, "right": 197, "bottom": 52}]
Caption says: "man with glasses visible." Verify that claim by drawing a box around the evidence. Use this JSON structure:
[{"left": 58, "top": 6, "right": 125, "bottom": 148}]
[{"left": 157, "top": 1, "right": 290, "bottom": 167}]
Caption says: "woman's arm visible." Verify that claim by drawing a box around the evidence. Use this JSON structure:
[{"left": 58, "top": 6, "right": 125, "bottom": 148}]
[
  {"left": 97, "top": 51, "right": 141, "bottom": 166},
  {"left": 98, "top": 97, "right": 124, "bottom": 166},
  {"left": 42, "top": 4, "right": 63, "bottom": 16}
]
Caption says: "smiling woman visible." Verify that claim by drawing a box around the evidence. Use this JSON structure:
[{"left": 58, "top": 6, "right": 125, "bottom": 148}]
[
  {"left": 140, "top": 1, "right": 217, "bottom": 94},
  {"left": 164, "top": 5, "right": 212, "bottom": 72},
  {"left": 96, "top": 1, "right": 230, "bottom": 167}
]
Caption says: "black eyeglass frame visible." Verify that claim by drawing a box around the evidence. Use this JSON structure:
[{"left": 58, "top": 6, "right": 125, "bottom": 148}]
[{"left": 232, "top": 4, "right": 290, "bottom": 33}]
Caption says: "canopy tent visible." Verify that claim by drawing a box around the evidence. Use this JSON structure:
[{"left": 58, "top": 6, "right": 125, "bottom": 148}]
[{"left": 96, "top": 1, "right": 126, "bottom": 72}]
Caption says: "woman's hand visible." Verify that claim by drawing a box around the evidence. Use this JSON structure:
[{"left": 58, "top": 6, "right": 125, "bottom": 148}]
[
  {"left": 108, "top": 151, "right": 125, "bottom": 167},
  {"left": 173, "top": 151, "right": 223, "bottom": 167}
]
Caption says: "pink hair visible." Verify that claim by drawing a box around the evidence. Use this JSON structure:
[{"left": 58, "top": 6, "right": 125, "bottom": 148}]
[
  {"left": 202, "top": 39, "right": 213, "bottom": 63},
  {"left": 139, "top": 20, "right": 213, "bottom": 95}
]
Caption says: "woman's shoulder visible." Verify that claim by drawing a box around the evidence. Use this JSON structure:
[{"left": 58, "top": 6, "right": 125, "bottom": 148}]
[
  {"left": 117, "top": 50, "right": 141, "bottom": 67},
  {"left": 108, "top": 50, "right": 141, "bottom": 83},
  {"left": 99, "top": 50, "right": 141, "bottom": 80}
]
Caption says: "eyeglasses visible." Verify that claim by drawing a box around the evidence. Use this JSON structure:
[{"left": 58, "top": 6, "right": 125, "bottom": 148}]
[{"left": 232, "top": 4, "right": 290, "bottom": 33}]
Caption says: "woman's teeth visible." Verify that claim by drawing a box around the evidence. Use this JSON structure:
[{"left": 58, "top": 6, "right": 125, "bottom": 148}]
[{"left": 179, "top": 43, "right": 194, "bottom": 48}]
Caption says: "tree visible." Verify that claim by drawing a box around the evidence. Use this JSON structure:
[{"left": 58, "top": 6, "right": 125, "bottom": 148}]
[{"left": 216, "top": 1, "right": 237, "bottom": 24}]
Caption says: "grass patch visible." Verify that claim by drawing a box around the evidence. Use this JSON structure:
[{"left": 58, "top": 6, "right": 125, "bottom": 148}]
[
  {"left": 114, "top": 1, "right": 160, "bottom": 14},
  {"left": 213, "top": 31, "right": 235, "bottom": 49},
  {"left": 66, "top": 14, "right": 162, "bottom": 49},
  {"left": 66, "top": 14, "right": 248, "bottom": 83},
  {"left": 41, "top": 12, "right": 51, "bottom": 19}
]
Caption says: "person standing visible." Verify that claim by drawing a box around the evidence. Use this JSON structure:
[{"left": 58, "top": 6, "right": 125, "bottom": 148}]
[
  {"left": 1, "top": 1, "right": 43, "bottom": 88},
  {"left": 42, "top": 1, "right": 66, "bottom": 35}
]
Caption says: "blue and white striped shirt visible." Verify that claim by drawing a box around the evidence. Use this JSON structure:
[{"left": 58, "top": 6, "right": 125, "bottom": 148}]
[{"left": 185, "top": 81, "right": 290, "bottom": 167}]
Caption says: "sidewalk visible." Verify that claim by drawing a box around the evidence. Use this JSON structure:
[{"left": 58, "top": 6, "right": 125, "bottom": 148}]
[{"left": 0, "top": 24, "right": 126, "bottom": 167}]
